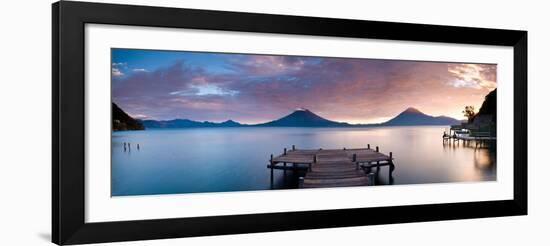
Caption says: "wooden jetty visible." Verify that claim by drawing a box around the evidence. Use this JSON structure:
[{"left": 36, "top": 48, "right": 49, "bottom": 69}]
[
  {"left": 267, "top": 145, "right": 394, "bottom": 189},
  {"left": 443, "top": 127, "right": 496, "bottom": 148}
]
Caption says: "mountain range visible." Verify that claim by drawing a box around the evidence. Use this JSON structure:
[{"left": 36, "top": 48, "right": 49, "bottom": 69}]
[
  {"left": 136, "top": 107, "right": 460, "bottom": 129},
  {"left": 141, "top": 119, "right": 241, "bottom": 128}
]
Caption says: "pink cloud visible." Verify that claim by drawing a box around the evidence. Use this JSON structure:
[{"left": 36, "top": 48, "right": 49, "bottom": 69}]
[{"left": 112, "top": 52, "right": 496, "bottom": 124}]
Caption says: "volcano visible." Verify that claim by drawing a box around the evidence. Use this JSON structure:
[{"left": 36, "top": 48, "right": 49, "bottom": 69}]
[
  {"left": 383, "top": 107, "right": 460, "bottom": 126},
  {"left": 256, "top": 108, "right": 349, "bottom": 127}
]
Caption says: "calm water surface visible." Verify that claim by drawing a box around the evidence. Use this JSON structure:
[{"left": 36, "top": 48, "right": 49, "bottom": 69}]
[{"left": 112, "top": 126, "right": 496, "bottom": 196}]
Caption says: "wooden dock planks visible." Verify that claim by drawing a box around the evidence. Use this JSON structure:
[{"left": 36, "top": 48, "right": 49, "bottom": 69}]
[
  {"left": 303, "top": 161, "right": 368, "bottom": 188},
  {"left": 269, "top": 148, "right": 394, "bottom": 189}
]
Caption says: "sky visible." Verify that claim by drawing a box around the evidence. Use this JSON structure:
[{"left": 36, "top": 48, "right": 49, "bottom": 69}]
[{"left": 112, "top": 49, "right": 496, "bottom": 124}]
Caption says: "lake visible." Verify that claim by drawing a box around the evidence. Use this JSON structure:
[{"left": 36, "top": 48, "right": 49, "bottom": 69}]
[{"left": 111, "top": 126, "right": 496, "bottom": 196}]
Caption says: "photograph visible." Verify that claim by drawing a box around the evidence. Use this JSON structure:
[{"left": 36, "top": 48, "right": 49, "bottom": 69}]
[{"left": 111, "top": 48, "right": 497, "bottom": 196}]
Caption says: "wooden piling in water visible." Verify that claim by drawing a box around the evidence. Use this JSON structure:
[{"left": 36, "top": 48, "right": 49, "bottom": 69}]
[
  {"left": 270, "top": 154, "right": 274, "bottom": 185},
  {"left": 353, "top": 153, "right": 358, "bottom": 169},
  {"left": 367, "top": 173, "right": 375, "bottom": 186},
  {"left": 389, "top": 152, "right": 395, "bottom": 182}
]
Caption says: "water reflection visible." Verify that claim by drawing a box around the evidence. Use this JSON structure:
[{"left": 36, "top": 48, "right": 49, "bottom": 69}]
[{"left": 112, "top": 126, "right": 497, "bottom": 196}]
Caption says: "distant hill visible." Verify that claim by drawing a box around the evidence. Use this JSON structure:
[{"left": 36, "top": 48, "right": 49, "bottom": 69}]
[
  {"left": 140, "top": 107, "right": 460, "bottom": 129},
  {"left": 469, "top": 89, "right": 496, "bottom": 133},
  {"left": 474, "top": 89, "right": 496, "bottom": 123},
  {"left": 141, "top": 119, "right": 242, "bottom": 129},
  {"left": 112, "top": 103, "right": 144, "bottom": 131},
  {"left": 255, "top": 108, "right": 349, "bottom": 127},
  {"left": 382, "top": 107, "right": 460, "bottom": 126}
]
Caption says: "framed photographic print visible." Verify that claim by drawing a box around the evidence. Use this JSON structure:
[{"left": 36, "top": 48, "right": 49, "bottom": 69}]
[{"left": 52, "top": 1, "right": 527, "bottom": 245}]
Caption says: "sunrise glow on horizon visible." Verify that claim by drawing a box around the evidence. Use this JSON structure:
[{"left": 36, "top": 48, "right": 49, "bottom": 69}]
[{"left": 112, "top": 49, "right": 496, "bottom": 124}]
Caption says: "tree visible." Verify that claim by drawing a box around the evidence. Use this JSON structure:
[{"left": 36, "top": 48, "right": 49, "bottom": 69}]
[{"left": 463, "top": 106, "right": 476, "bottom": 123}]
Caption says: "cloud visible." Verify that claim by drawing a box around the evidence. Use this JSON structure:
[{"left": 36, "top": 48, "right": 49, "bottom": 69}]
[
  {"left": 112, "top": 61, "right": 242, "bottom": 121},
  {"left": 112, "top": 62, "right": 129, "bottom": 77},
  {"left": 112, "top": 68, "right": 124, "bottom": 77},
  {"left": 226, "top": 55, "right": 308, "bottom": 76},
  {"left": 447, "top": 64, "right": 496, "bottom": 90},
  {"left": 131, "top": 113, "right": 149, "bottom": 119},
  {"left": 112, "top": 51, "right": 497, "bottom": 123},
  {"left": 112, "top": 62, "right": 127, "bottom": 67},
  {"left": 132, "top": 68, "right": 149, "bottom": 72},
  {"left": 170, "top": 85, "right": 238, "bottom": 96}
]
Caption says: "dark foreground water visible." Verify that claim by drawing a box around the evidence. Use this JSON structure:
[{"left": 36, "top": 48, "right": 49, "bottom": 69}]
[{"left": 111, "top": 126, "right": 496, "bottom": 196}]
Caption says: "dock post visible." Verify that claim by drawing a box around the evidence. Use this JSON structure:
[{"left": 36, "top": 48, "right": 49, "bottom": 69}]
[
  {"left": 367, "top": 173, "right": 376, "bottom": 186},
  {"left": 284, "top": 148, "right": 287, "bottom": 155},
  {"left": 388, "top": 152, "right": 395, "bottom": 184},
  {"left": 376, "top": 146, "right": 379, "bottom": 152},
  {"left": 270, "top": 154, "right": 274, "bottom": 187},
  {"left": 353, "top": 153, "right": 357, "bottom": 169},
  {"left": 310, "top": 155, "right": 316, "bottom": 171},
  {"left": 292, "top": 145, "right": 295, "bottom": 151},
  {"left": 367, "top": 144, "right": 370, "bottom": 149}
]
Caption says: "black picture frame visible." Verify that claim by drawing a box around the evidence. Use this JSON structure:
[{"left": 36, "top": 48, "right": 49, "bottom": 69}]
[{"left": 52, "top": 1, "right": 527, "bottom": 245}]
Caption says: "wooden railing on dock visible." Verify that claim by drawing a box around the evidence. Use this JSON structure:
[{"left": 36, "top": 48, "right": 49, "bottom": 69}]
[
  {"left": 267, "top": 145, "right": 394, "bottom": 189},
  {"left": 443, "top": 130, "right": 496, "bottom": 148}
]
